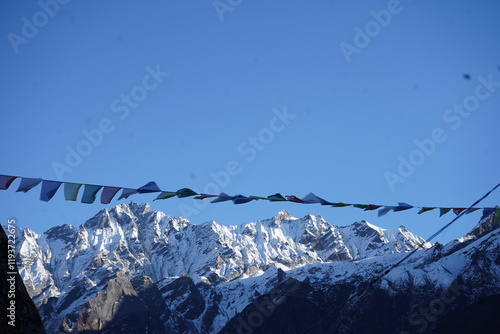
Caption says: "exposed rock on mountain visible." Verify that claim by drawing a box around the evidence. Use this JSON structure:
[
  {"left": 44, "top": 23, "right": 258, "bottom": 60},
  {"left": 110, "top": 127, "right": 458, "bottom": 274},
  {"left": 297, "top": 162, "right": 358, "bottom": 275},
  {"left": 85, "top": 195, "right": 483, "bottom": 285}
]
[
  {"left": 13, "top": 203, "right": 499, "bottom": 333},
  {"left": 0, "top": 224, "right": 47, "bottom": 334}
]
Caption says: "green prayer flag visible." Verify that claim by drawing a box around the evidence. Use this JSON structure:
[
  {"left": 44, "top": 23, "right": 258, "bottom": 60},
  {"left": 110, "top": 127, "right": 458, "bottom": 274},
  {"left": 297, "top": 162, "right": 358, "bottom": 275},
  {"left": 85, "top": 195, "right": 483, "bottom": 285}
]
[
  {"left": 81, "top": 185, "right": 102, "bottom": 204},
  {"left": 250, "top": 195, "right": 268, "bottom": 200},
  {"left": 494, "top": 208, "right": 500, "bottom": 224},
  {"left": 64, "top": 183, "right": 82, "bottom": 201},
  {"left": 439, "top": 208, "right": 452, "bottom": 217},
  {"left": 418, "top": 207, "right": 436, "bottom": 214},
  {"left": 155, "top": 191, "right": 176, "bottom": 200},
  {"left": 335, "top": 202, "right": 351, "bottom": 207},
  {"left": 176, "top": 188, "right": 198, "bottom": 198},
  {"left": 353, "top": 204, "right": 368, "bottom": 209},
  {"left": 268, "top": 193, "right": 287, "bottom": 201}
]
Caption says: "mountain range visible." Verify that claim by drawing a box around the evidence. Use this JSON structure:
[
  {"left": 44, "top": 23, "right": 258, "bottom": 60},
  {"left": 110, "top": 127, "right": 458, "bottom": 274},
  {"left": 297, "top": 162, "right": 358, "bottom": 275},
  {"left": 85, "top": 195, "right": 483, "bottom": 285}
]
[{"left": 10, "top": 202, "right": 500, "bottom": 333}]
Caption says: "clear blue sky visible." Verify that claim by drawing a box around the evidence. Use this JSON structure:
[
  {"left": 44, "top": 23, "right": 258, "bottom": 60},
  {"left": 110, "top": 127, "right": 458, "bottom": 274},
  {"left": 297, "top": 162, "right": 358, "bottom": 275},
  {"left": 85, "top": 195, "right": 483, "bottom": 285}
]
[{"left": 1, "top": 0, "right": 499, "bottom": 244}]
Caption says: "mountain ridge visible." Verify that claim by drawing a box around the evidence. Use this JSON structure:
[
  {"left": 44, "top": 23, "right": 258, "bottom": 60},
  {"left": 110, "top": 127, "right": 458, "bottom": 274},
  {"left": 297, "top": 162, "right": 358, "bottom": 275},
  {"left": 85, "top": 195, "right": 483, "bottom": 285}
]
[{"left": 11, "top": 202, "right": 499, "bottom": 333}]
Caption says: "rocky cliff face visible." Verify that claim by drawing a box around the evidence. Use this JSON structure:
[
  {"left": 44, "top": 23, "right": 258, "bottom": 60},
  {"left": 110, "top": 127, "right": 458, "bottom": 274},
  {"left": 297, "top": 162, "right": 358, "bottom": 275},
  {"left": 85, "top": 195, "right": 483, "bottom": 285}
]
[
  {"left": 221, "top": 214, "right": 500, "bottom": 333},
  {"left": 12, "top": 203, "right": 500, "bottom": 333},
  {"left": 0, "top": 224, "right": 47, "bottom": 334}
]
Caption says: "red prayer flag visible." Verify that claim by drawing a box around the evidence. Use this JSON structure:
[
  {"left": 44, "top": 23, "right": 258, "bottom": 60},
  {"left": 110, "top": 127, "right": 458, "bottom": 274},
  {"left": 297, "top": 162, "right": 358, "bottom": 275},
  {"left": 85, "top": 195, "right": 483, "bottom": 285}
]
[
  {"left": 194, "top": 194, "right": 218, "bottom": 200},
  {"left": 285, "top": 195, "right": 305, "bottom": 203}
]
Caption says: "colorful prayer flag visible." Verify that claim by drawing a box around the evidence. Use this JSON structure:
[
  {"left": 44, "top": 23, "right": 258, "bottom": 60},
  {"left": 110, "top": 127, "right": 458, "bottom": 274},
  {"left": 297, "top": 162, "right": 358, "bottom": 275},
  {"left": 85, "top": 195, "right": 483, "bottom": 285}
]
[
  {"left": 81, "top": 185, "right": 102, "bottom": 204},
  {"left": 301, "top": 193, "right": 336, "bottom": 205},
  {"left": 439, "top": 208, "right": 452, "bottom": 217},
  {"left": 1, "top": 173, "right": 498, "bottom": 216},
  {"left": 378, "top": 206, "right": 395, "bottom": 217},
  {"left": 40, "top": 180, "right": 62, "bottom": 202},
  {"left": 301, "top": 193, "right": 323, "bottom": 204},
  {"left": 365, "top": 204, "right": 382, "bottom": 211},
  {"left": 194, "top": 194, "right": 217, "bottom": 200},
  {"left": 232, "top": 195, "right": 253, "bottom": 204},
  {"left": 16, "top": 178, "right": 42, "bottom": 193},
  {"left": 268, "top": 193, "right": 287, "bottom": 202},
  {"left": 176, "top": 188, "right": 198, "bottom": 198},
  {"left": 118, "top": 188, "right": 138, "bottom": 200},
  {"left": 250, "top": 195, "right": 268, "bottom": 200},
  {"left": 137, "top": 181, "right": 161, "bottom": 193},
  {"left": 101, "top": 186, "right": 122, "bottom": 204},
  {"left": 211, "top": 193, "right": 234, "bottom": 203},
  {"left": 0, "top": 175, "right": 17, "bottom": 190},
  {"left": 394, "top": 202, "right": 413, "bottom": 212},
  {"left": 286, "top": 195, "right": 305, "bottom": 203},
  {"left": 418, "top": 207, "right": 436, "bottom": 214},
  {"left": 154, "top": 191, "right": 176, "bottom": 200},
  {"left": 64, "top": 183, "right": 82, "bottom": 201}
]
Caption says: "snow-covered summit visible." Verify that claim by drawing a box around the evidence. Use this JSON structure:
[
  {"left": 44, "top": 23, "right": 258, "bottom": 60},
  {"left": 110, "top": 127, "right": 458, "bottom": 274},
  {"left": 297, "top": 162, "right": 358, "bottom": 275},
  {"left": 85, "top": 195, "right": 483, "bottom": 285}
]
[
  {"left": 11, "top": 202, "right": 500, "bottom": 333},
  {"left": 17, "top": 202, "right": 426, "bottom": 295}
]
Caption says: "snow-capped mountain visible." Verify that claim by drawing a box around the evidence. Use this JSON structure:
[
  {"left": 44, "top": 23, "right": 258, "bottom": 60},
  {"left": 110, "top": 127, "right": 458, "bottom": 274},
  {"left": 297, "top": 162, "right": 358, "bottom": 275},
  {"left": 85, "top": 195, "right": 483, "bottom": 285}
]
[
  {"left": 12, "top": 202, "right": 500, "bottom": 333},
  {"left": 0, "top": 225, "right": 47, "bottom": 334}
]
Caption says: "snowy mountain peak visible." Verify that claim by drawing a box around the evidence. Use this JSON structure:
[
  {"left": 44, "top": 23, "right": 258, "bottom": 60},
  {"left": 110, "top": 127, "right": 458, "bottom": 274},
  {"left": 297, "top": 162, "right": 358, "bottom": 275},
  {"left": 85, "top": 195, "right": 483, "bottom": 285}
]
[
  {"left": 108, "top": 201, "right": 151, "bottom": 218},
  {"left": 16, "top": 203, "right": 429, "bottom": 289},
  {"left": 274, "top": 209, "right": 294, "bottom": 223},
  {"left": 13, "top": 202, "right": 440, "bottom": 332},
  {"left": 128, "top": 201, "right": 152, "bottom": 215},
  {"left": 10, "top": 203, "right": 500, "bottom": 333},
  {"left": 45, "top": 224, "right": 76, "bottom": 242}
]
